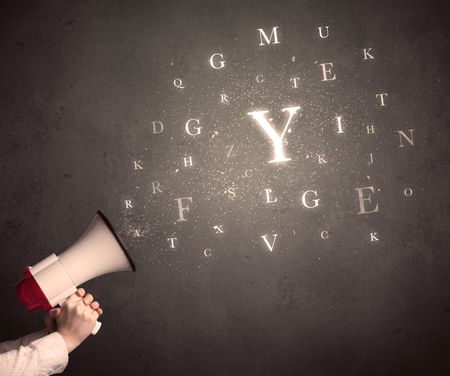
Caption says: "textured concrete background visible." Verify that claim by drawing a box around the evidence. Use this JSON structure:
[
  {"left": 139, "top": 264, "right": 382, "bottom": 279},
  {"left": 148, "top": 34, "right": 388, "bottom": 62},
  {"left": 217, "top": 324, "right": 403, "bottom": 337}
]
[{"left": 0, "top": 0, "right": 449, "bottom": 375}]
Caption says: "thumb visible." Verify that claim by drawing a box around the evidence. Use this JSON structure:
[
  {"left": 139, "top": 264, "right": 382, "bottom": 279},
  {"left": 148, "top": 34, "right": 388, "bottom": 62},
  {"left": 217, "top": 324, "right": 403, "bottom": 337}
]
[
  {"left": 50, "top": 307, "right": 61, "bottom": 318},
  {"left": 44, "top": 308, "right": 60, "bottom": 333}
]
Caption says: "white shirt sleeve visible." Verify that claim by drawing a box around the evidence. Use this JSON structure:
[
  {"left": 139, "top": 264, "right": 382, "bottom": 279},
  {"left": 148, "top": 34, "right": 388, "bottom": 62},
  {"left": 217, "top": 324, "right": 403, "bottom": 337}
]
[{"left": 0, "top": 329, "right": 68, "bottom": 376}]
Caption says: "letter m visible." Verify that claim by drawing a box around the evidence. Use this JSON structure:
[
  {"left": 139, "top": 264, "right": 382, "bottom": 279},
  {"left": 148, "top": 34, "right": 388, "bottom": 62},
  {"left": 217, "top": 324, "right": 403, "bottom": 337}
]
[{"left": 257, "top": 26, "right": 280, "bottom": 46}]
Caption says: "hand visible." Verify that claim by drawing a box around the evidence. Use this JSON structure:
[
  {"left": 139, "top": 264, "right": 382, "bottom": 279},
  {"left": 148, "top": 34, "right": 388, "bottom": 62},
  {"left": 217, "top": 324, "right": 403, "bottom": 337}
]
[
  {"left": 44, "top": 307, "right": 61, "bottom": 333},
  {"left": 44, "top": 289, "right": 104, "bottom": 334},
  {"left": 55, "top": 288, "right": 103, "bottom": 353}
]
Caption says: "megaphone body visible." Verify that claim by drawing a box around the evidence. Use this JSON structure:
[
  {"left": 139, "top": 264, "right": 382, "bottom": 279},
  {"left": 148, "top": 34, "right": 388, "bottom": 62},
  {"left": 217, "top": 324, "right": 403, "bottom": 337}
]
[{"left": 15, "top": 211, "right": 135, "bottom": 334}]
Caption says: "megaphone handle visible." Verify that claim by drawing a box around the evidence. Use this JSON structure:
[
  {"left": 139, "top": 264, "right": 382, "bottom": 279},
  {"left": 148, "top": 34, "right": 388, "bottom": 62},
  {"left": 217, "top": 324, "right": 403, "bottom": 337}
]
[
  {"left": 91, "top": 320, "right": 102, "bottom": 335},
  {"left": 58, "top": 299, "right": 102, "bottom": 335}
]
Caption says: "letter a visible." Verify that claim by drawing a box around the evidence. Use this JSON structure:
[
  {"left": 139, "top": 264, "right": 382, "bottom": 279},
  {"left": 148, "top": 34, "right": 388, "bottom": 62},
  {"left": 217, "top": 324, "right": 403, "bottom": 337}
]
[{"left": 248, "top": 106, "right": 301, "bottom": 163}]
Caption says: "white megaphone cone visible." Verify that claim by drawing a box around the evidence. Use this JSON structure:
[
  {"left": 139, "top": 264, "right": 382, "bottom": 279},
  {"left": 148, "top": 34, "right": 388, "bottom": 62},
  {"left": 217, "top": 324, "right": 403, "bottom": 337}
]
[{"left": 15, "top": 210, "right": 135, "bottom": 335}]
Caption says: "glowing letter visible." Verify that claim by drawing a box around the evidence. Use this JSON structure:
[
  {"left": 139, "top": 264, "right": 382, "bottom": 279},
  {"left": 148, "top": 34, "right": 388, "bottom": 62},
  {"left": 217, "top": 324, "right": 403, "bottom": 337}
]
[
  {"left": 185, "top": 118, "right": 201, "bottom": 136},
  {"left": 376, "top": 93, "right": 388, "bottom": 106},
  {"left": 226, "top": 144, "right": 234, "bottom": 158},
  {"left": 396, "top": 129, "right": 414, "bottom": 147},
  {"left": 175, "top": 197, "right": 192, "bottom": 222},
  {"left": 363, "top": 48, "right": 375, "bottom": 60},
  {"left": 134, "top": 160, "right": 143, "bottom": 170},
  {"left": 290, "top": 77, "right": 300, "bottom": 88},
  {"left": 151, "top": 181, "right": 163, "bottom": 194},
  {"left": 265, "top": 188, "right": 278, "bottom": 203},
  {"left": 317, "top": 155, "right": 327, "bottom": 164},
  {"left": 227, "top": 187, "right": 236, "bottom": 199},
  {"left": 404, "top": 188, "right": 413, "bottom": 197},
  {"left": 167, "top": 237, "right": 177, "bottom": 248},
  {"left": 257, "top": 26, "right": 280, "bottom": 46},
  {"left": 221, "top": 94, "right": 229, "bottom": 104},
  {"left": 173, "top": 79, "right": 184, "bottom": 89},
  {"left": 183, "top": 156, "right": 193, "bottom": 167},
  {"left": 318, "top": 26, "right": 330, "bottom": 38},
  {"left": 209, "top": 53, "right": 225, "bottom": 69},
  {"left": 248, "top": 106, "right": 301, "bottom": 163},
  {"left": 213, "top": 225, "right": 224, "bottom": 234},
  {"left": 152, "top": 121, "right": 164, "bottom": 134},
  {"left": 355, "top": 186, "right": 379, "bottom": 214},
  {"left": 336, "top": 116, "right": 344, "bottom": 133},
  {"left": 261, "top": 234, "right": 278, "bottom": 252},
  {"left": 320, "top": 63, "right": 336, "bottom": 81},
  {"left": 204, "top": 248, "right": 212, "bottom": 257},
  {"left": 301, "top": 190, "right": 320, "bottom": 208}
]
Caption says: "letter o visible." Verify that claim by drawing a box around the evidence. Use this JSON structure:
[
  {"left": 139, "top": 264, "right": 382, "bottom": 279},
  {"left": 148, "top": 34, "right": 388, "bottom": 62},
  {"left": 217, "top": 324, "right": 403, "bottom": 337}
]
[{"left": 403, "top": 188, "right": 413, "bottom": 197}]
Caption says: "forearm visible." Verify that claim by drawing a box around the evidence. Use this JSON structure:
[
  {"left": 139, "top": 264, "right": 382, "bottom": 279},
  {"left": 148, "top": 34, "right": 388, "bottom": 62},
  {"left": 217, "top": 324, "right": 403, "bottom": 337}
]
[{"left": 0, "top": 330, "right": 68, "bottom": 376}]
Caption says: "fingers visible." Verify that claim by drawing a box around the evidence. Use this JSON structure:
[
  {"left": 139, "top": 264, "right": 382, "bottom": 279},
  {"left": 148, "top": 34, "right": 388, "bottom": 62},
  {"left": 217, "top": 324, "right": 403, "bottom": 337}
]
[
  {"left": 91, "top": 308, "right": 100, "bottom": 320},
  {"left": 68, "top": 287, "right": 103, "bottom": 316},
  {"left": 90, "top": 301, "right": 103, "bottom": 316},
  {"left": 66, "top": 288, "right": 85, "bottom": 304},
  {"left": 83, "top": 293, "right": 94, "bottom": 305},
  {"left": 80, "top": 291, "right": 103, "bottom": 317}
]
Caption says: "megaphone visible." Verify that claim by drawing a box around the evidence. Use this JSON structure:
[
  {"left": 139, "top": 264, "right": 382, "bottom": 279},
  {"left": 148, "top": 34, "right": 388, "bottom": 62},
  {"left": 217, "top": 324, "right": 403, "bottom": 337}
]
[{"left": 15, "top": 210, "right": 135, "bottom": 335}]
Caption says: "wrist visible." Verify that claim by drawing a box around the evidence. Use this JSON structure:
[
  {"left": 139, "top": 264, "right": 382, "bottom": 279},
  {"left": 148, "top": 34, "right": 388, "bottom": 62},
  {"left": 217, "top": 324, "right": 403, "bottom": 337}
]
[{"left": 57, "top": 331, "right": 80, "bottom": 353}]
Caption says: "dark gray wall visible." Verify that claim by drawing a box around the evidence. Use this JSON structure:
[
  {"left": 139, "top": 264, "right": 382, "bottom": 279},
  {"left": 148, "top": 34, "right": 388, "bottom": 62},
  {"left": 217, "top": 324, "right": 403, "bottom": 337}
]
[{"left": 1, "top": 0, "right": 449, "bottom": 375}]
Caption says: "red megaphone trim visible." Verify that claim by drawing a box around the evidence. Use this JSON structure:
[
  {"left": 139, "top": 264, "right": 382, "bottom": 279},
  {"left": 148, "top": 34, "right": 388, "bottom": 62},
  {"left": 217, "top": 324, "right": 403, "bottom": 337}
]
[{"left": 15, "top": 268, "right": 52, "bottom": 312}]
